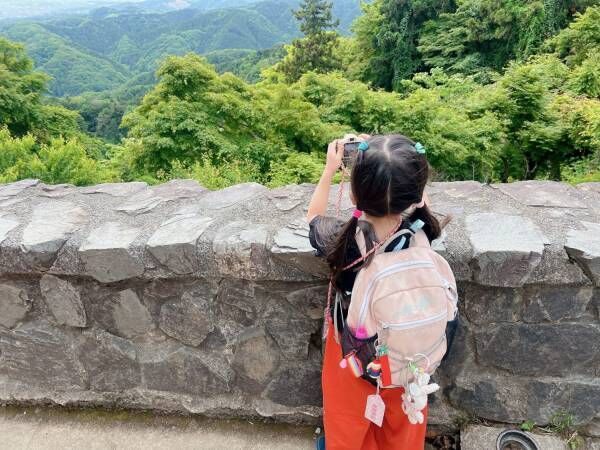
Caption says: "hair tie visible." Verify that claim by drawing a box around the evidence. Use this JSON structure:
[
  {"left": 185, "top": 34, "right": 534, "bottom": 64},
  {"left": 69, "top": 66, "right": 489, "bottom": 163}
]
[
  {"left": 358, "top": 141, "right": 369, "bottom": 151},
  {"left": 352, "top": 209, "right": 363, "bottom": 219},
  {"left": 414, "top": 142, "right": 426, "bottom": 154}
]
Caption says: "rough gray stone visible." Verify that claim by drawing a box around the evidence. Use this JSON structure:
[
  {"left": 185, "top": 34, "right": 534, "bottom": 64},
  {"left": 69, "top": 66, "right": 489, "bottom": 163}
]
[
  {"left": 263, "top": 299, "right": 317, "bottom": 360},
  {"left": 0, "top": 216, "right": 19, "bottom": 243},
  {"left": 216, "top": 281, "right": 257, "bottom": 326},
  {"left": 523, "top": 286, "right": 593, "bottom": 322},
  {"left": 461, "top": 425, "right": 568, "bottom": 450},
  {"left": 270, "top": 220, "right": 326, "bottom": 276},
  {"left": 213, "top": 221, "right": 270, "bottom": 278},
  {"left": 39, "top": 183, "right": 76, "bottom": 198},
  {"left": 78, "top": 330, "right": 140, "bottom": 391},
  {"left": 0, "top": 179, "right": 38, "bottom": 199},
  {"left": 80, "top": 182, "right": 148, "bottom": 197},
  {"left": 496, "top": 181, "right": 588, "bottom": 208},
  {"left": 79, "top": 222, "right": 144, "bottom": 282},
  {"left": 265, "top": 362, "right": 323, "bottom": 407},
  {"left": 21, "top": 201, "right": 88, "bottom": 267},
  {"left": 475, "top": 323, "right": 600, "bottom": 377},
  {"left": 450, "top": 373, "right": 600, "bottom": 425},
  {"left": 434, "top": 181, "right": 487, "bottom": 201},
  {"left": 565, "top": 222, "right": 600, "bottom": 286},
  {"left": 583, "top": 418, "right": 600, "bottom": 438},
  {"left": 232, "top": 327, "right": 280, "bottom": 393},
  {"left": 147, "top": 214, "right": 214, "bottom": 274},
  {"left": 115, "top": 179, "right": 206, "bottom": 215},
  {"left": 285, "top": 285, "right": 327, "bottom": 321},
  {"left": 192, "top": 182, "right": 267, "bottom": 210},
  {"left": 462, "top": 284, "right": 521, "bottom": 324},
  {"left": 140, "top": 344, "right": 232, "bottom": 396},
  {"left": 0, "top": 321, "right": 85, "bottom": 389},
  {"left": 466, "top": 213, "right": 546, "bottom": 286},
  {"left": 268, "top": 185, "right": 311, "bottom": 211},
  {"left": 112, "top": 289, "right": 153, "bottom": 338},
  {"left": 40, "top": 275, "right": 87, "bottom": 327},
  {"left": 159, "top": 286, "right": 215, "bottom": 346},
  {"left": 0, "top": 284, "right": 30, "bottom": 328}
]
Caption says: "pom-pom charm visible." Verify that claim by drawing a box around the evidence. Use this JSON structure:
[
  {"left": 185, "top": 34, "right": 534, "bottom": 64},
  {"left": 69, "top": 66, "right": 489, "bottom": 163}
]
[
  {"left": 366, "top": 361, "right": 382, "bottom": 379},
  {"left": 355, "top": 327, "right": 368, "bottom": 339},
  {"left": 339, "top": 358, "right": 348, "bottom": 369}
]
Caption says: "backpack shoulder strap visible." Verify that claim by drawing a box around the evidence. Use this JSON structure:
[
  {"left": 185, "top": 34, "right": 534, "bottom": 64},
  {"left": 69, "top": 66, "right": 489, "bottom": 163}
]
[{"left": 408, "top": 219, "right": 430, "bottom": 248}]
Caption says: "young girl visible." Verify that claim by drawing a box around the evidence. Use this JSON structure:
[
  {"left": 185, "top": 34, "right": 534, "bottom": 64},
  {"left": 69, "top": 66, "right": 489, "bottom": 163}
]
[{"left": 307, "top": 134, "right": 444, "bottom": 450}]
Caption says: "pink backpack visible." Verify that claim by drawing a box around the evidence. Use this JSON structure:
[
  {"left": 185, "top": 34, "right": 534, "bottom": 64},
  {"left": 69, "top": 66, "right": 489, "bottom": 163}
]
[{"left": 341, "top": 221, "right": 458, "bottom": 391}]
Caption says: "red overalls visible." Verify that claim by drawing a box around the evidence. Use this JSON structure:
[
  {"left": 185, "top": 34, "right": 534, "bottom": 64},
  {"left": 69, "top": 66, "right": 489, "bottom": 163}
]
[{"left": 321, "top": 319, "right": 428, "bottom": 450}]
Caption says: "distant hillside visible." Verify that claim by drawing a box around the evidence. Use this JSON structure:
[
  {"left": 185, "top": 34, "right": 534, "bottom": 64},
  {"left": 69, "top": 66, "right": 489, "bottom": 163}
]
[{"left": 0, "top": 0, "right": 361, "bottom": 96}]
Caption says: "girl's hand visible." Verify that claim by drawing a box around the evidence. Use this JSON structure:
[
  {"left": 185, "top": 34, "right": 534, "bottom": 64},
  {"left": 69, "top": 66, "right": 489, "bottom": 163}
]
[{"left": 325, "top": 139, "right": 344, "bottom": 175}]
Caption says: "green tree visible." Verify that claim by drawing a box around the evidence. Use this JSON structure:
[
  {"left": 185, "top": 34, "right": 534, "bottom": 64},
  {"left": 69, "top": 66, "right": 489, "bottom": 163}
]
[
  {"left": 418, "top": 0, "right": 596, "bottom": 78},
  {"left": 353, "top": 0, "right": 455, "bottom": 91},
  {"left": 0, "top": 37, "right": 80, "bottom": 139},
  {"left": 276, "top": 0, "right": 341, "bottom": 82}
]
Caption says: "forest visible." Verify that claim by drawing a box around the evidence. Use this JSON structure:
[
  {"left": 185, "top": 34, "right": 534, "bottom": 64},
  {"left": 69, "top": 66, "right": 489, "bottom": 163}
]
[{"left": 0, "top": 0, "right": 600, "bottom": 189}]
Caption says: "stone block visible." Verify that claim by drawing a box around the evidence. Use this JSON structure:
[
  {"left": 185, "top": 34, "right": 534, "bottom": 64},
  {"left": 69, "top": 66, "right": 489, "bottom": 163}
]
[
  {"left": 78, "top": 330, "right": 140, "bottom": 391},
  {"left": 475, "top": 323, "right": 600, "bottom": 377},
  {"left": 140, "top": 344, "right": 233, "bottom": 396},
  {"left": 40, "top": 275, "right": 87, "bottom": 327},
  {"left": 270, "top": 220, "right": 327, "bottom": 277},
  {"left": 466, "top": 213, "right": 545, "bottom": 286},
  {"left": 450, "top": 372, "right": 600, "bottom": 425},
  {"left": 565, "top": 222, "right": 600, "bottom": 286},
  {"left": 232, "top": 327, "right": 280, "bottom": 393},
  {"left": 462, "top": 284, "right": 521, "bottom": 324},
  {"left": 523, "top": 286, "right": 593, "bottom": 322},
  {"left": 0, "top": 179, "right": 38, "bottom": 199},
  {"left": 191, "top": 182, "right": 267, "bottom": 210},
  {"left": 159, "top": 285, "right": 215, "bottom": 346},
  {"left": 147, "top": 214, "right": 214, "bottom": 274},
  {"left": 213, "top": 221, "right": 270, "bottom": 278},
  {"left": 0, "top": 216, "right": 18, "bottom": 243},
  {"left": 111, "top": 289, "right": 153, "bottom": 338},
  {"left": 115, "top": 179, "right": 206, "bottom": 215},
  {"left": 0, "top": 321, "right": 85, "bottom": 390},
  {"left": 79, "top": 221, "right": 144, "bottom": 282},
  {"left": 21, "top": 201, "right": 88, "bottom": 267},
  {"left": 495, "top": 181, "right": 587, "bottom": 208},
  {"left": 0, "top": 284, "right": 30, "bottom": 328},
  {"left": 80, "top": 181, "right": 148, "bottom": 197},
  {"left": 461, "top": 425, "right": 568, "bottom": 450},
  {"left": 264, "top": 361, "right": 323, "bottom": 407}
]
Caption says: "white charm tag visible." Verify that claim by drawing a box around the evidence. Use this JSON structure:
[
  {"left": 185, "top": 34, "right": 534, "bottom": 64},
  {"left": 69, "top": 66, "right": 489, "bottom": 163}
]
[{"left": 364, "top": 394, "right": 385, "bottom": 427}]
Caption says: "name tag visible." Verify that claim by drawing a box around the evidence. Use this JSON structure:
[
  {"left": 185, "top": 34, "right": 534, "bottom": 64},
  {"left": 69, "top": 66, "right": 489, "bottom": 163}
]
[{"left": 364, "top": 394, "right": 385, "bottom": 427}]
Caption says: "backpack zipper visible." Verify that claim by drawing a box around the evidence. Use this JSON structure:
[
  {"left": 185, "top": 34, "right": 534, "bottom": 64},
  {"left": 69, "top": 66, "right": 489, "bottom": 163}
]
[
  {"left": 357, "top": 260, "right": 435, "bottom": 326},
  {"left": 380, "top": 309, "right": 448, "bottom": 331}
]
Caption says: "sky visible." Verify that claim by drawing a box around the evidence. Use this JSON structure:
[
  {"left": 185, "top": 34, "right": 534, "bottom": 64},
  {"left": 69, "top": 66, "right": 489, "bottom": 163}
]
[{"left": 0, "top": 0, "right": 147, "bottom": 20}]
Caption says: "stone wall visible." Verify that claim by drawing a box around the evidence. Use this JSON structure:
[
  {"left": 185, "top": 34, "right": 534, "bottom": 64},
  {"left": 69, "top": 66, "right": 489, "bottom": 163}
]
[{"left": 0, "top": 179, "right": 599, "bottom": 431}]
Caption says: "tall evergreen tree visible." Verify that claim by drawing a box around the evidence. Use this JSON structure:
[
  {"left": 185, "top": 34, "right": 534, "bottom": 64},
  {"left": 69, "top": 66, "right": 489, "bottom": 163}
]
[{"left": 277, "top": 0, "right": 341, "bottom": 82}]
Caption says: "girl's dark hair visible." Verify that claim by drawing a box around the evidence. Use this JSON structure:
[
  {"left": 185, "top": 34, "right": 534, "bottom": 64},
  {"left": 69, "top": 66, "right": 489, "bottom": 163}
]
[{"left": 326, "top": 134, "right": 442, "bottom": 282}]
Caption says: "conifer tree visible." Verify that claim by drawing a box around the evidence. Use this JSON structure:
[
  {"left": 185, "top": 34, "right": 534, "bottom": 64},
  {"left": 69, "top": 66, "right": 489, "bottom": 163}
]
[{"left": 277, "top": 0, "right": 341, "bottom": 82}]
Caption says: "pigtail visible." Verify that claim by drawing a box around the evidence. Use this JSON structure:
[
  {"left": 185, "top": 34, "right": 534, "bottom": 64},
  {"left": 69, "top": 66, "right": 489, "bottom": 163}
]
[
  {"left": 408, "top": 203, "right": 447, "bottom": 243},
  {"left": 326, "top": 216, "right": 359, "bottom": 282}
]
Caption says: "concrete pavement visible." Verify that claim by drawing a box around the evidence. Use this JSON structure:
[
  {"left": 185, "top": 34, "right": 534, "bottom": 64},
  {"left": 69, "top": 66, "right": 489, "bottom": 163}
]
[{"left": 0, "top": 406, "right": 315, "bottom": 450}]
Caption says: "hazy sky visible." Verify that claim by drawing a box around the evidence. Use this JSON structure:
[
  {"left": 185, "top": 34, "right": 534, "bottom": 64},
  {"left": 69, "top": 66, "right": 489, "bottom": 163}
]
[{"left": 0, "top": 0, "right": 147, "bottom": 20}]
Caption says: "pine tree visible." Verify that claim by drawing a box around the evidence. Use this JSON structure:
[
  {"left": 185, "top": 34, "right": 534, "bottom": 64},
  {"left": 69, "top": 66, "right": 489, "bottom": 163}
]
[{"left": 277, "top": 0, "right": 341, "bottom": 82}]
